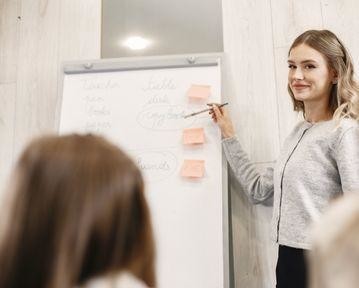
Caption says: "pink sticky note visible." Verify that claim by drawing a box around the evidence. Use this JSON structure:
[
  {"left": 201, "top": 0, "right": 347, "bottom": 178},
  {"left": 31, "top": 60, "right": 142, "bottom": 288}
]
[
  {"left": 180, "top": 159, "right": 205, "bottom": 178},
  {"left": 183, "top": 128, "right": 205, "bottom": 145},
  {"left": 187, "top": 84, "right": 211, "bottom": 100}
]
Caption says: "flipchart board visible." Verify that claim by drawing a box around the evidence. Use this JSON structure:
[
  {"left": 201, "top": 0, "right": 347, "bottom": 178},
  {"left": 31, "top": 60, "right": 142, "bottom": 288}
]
[{"left": 58, "top": 54, "right": 230, "bottom": 288}]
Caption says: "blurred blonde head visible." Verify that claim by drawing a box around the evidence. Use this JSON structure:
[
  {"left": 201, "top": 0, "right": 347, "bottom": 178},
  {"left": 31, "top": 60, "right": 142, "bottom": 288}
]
[
  {"left": 310, "top": 194, "right": 359, "bottom": 288},
  {"left": 0, "top": 134, "right": 156, "bottom": 288}
]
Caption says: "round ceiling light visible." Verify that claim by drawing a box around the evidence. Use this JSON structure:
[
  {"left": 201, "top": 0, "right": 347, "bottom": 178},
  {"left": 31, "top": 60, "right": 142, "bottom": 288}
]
[{"left": 122, "top": 36, "right": 151, "bottom": 50}]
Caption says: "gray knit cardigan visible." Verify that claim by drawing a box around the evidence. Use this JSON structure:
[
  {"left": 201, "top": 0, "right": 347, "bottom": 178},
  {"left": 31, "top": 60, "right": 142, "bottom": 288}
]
[{"left": 222, "top": 118, "right": 359, "bottom": 249}]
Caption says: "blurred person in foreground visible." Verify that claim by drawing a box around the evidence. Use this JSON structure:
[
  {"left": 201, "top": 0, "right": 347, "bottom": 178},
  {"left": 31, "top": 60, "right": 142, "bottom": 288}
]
[
  {"left": 310, "top": 194, "right": 359, "bottom": 288},
  {"left": 0, "top": 134, "right": 156, "bottom": 288}
]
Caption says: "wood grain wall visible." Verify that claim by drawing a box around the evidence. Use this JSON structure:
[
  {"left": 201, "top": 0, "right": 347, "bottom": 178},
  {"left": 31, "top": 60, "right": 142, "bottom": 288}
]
[
  {"left": 1, "top": 0, "right": 359, "bottom": 287},
  {"left": 0, "top": 0, "right": 101, "bottom": 196}
]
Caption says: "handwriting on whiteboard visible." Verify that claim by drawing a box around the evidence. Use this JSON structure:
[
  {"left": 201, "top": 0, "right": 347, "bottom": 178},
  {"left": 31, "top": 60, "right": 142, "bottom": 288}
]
[
  {"left": 135, "top": 150, "right": 178, "bottom": 182},
  {"left": 137, "top": 105, "right": 195, "bottom": 130}
]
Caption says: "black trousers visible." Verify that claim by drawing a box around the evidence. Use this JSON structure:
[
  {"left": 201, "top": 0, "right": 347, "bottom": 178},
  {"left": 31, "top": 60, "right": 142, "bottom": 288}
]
[{"left": 276, "top": 245, "right": 308, "bottom": 288}]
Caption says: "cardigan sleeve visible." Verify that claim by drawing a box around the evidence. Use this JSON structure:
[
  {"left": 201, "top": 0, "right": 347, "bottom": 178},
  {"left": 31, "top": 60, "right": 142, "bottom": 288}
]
[
  {"left": 334, "top": 124, "right": 359, "bottom": 194},
  {"left": 222, "top": 136, "right": 274, "bottom": 204}
]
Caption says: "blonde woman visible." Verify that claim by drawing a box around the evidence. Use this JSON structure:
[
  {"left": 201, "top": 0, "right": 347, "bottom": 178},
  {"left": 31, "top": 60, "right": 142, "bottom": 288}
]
[
  {"left": 0, "top": 134, "right": 156, "bottom": 288},
  {"left": 210, "top": 30, "right": 359, "bottom": 288}
]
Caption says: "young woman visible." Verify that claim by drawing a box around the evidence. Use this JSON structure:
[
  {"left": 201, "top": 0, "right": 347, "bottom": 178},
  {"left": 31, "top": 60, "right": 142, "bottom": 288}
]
[
  {"left": 210, "top": 29, "right": 359, "bottom": 288},
  {"left": 0, "top": 134, "right": 156, "bottom": 288}
]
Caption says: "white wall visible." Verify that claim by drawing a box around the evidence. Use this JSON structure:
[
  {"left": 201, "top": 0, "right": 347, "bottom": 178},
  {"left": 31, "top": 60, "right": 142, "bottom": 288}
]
[
  {"left": 1, "top": 0, "right": 359, "bottom": 287},
  {"left": 222, "top": 0, "right": 359, "bottom": 287}
]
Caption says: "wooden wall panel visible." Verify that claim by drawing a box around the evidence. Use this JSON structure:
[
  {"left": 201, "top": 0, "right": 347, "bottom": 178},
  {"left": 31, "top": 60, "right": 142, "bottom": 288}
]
[
  {"left": 58, "top": 0, "right": 101, "bottom": 61},
  {"left": 230, "top": 178, "right": 261, "bottom": 288},
  {"left": 222, "top": 1, "right": 279, "bottom": 286},
  {"left": 0, "top": 0, "right": 20, "bottom": 83},
  {"left": 321, "top": 0, "right": 359, "bottom": 70},
  {"left": 12, "top": 0, "right": 61, "bottom": 160},
  {"left": 253, "top": 202, "right": 277, "bottom": 287},
  {"left": 0, "top": 0, "right": 19, "bottom": 198},
  {"left": 222, "top": 0, "right": 279, "bottom": 162},
  {"left": 12, "top": 0, "right": 101, "bottom": 161},
  {"left": 230, "top": 164, "right": 276, "bottom": 288},
  {"left": 270, "top": 0, "right": 323, "bottom": 48},
  {"left": 0, "top": 84, "right": 15, "bottom": 196},
  {"left": 56, "top": 0, "right": 101, "bottom": 125}
]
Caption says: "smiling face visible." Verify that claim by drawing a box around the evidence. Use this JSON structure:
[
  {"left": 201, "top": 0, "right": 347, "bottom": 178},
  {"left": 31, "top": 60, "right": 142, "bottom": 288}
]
[{"left": 288, "top": 44, "right": 336, "bottom": 107}]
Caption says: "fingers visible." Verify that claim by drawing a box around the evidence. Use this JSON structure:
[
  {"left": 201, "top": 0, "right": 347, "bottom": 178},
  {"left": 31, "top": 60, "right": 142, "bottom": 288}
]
[
  {"left": 212, "top": 105, "right": 224, "bottom": 119},
  {"left": 209, "top": 105, "right": 223, "bottom": 121},
  {"left": 208, "top": 105, "right": 235, "bottom": 138},
  {"left": 208, "top": 104, "right": 227, "bottom": 124},
  {"left": 209, "top": 109, "right": 217, "bottom": 122}
]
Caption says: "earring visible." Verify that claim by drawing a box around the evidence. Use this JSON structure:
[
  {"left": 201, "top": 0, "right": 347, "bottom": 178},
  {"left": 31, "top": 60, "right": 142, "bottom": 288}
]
[{"left": 332, "top": 79, "right": 338, "bottom": 84}]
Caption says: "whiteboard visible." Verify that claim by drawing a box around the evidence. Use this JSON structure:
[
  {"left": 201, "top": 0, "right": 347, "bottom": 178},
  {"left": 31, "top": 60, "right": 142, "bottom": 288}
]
[{"left": 59, "top": 55, "right": 229, "bottom": 288}]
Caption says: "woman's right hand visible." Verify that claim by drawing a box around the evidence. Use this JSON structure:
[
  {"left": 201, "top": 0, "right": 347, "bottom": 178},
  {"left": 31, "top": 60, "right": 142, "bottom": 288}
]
[{"left": 209, "top": 105, "right": 236, "bottom": 138}]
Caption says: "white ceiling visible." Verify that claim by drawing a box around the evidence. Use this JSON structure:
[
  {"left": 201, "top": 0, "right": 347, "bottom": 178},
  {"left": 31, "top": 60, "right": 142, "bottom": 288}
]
[{"left": 101, "top": 0, "right": 223, "bottom": 57}]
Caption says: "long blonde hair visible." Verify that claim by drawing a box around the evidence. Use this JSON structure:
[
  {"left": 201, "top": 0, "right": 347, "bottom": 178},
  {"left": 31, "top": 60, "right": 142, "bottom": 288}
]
[
  {"left": 0, "top": 134, "right": 156, "bottom": 288},
  {"left": 288, "top": 29, "right": 359, "bottom": 120}
]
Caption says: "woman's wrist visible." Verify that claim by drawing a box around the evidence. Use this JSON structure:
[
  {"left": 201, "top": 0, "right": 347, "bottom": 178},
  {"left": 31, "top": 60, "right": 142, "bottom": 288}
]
[{"left": 222, "top": 131, "right": 235, "bottom": 139}]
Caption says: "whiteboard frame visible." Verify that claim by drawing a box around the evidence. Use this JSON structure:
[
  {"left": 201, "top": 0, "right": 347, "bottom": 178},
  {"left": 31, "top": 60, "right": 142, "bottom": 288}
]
[{"left": 57, "top": 53, "right": 232, "bottom": 288}]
